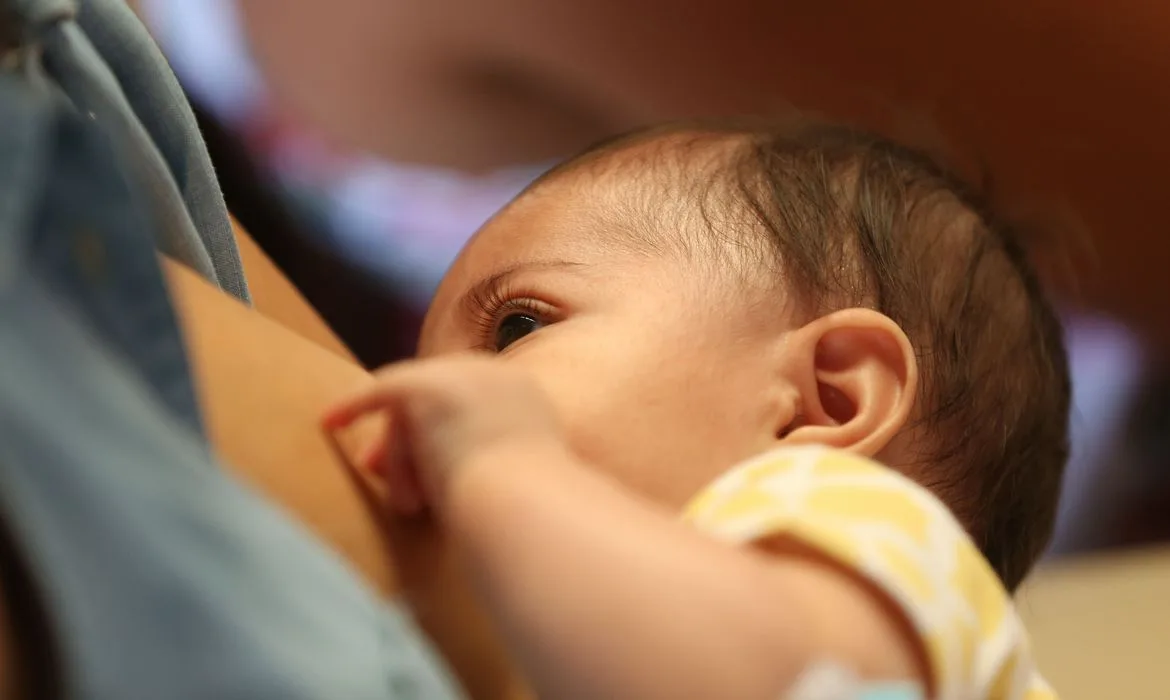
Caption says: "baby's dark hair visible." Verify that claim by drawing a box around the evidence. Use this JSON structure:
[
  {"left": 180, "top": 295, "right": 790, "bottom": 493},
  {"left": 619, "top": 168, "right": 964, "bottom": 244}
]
[{"left": 537, "top": 119, "right": 1071, "bottom": 591}]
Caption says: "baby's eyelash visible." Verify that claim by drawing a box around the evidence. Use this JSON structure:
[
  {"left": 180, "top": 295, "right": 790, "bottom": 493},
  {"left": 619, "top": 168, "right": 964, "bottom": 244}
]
[
  {"left": 466, "top": 279, "right": 512, "bottom": 336},
  {"left": 466, "top": 281, "right": 552, "bottom": 349}
]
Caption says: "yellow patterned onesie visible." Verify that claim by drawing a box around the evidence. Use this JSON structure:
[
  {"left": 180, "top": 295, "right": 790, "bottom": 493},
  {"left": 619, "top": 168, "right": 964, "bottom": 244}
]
[{"left": 683, "top": 445, "right": 1057, "bottom": 700}]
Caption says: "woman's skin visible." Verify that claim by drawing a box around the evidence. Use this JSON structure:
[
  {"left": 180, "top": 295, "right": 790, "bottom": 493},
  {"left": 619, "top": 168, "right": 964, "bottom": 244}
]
[
  {"left": 231, "top": 220, "right": 355, "bottom": 362},
  {"left": 236, "top": 0, "right": 1170, "bottom": 347},
  {"left": 164, "top": 237, "right": 529, "bottom": 700}
]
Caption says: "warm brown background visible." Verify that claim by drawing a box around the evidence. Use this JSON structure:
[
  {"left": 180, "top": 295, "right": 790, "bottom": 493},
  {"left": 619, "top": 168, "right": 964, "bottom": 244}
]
[{"left": 235, "top": 0, "right": 1170, "bottom": 348}]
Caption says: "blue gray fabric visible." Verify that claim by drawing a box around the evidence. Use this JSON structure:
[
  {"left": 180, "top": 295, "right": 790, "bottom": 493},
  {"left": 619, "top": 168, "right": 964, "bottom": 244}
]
[
  {"left": 0, "top": 49, "right": 463, "bottom": 700},
  {"left": 0, "top": 1, "right": 464, "bottom": 697},
  {"left": 10, "top": 0, "right": 249, "bottom": 302}
]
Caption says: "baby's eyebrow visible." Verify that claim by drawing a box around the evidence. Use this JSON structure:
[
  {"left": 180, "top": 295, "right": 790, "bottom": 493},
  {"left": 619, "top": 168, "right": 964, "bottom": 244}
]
[{"left": 459, "top": 260, "right": 589, "bottom": 316}]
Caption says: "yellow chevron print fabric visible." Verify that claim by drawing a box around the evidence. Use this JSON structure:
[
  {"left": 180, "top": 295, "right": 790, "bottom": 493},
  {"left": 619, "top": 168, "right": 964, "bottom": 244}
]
[{"left": 683, "top": 446, "right": 1057, "bottom": 700}]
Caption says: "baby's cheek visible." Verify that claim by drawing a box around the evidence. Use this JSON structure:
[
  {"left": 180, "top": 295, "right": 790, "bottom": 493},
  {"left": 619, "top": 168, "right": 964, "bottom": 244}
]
[
  {"left": 517, "top": 339, "right": 732, "bottom": 507},
  {"left": 560, "top": 403, "right": 715, "bottom": 509},
  {"left": 540, "top": 384, "right": 664, "bottom": 495}
]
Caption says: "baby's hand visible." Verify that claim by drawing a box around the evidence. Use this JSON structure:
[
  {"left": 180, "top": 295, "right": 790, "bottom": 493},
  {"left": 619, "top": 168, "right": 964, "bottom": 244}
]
[{"left": 321, "top": 354, "right": 563, "bottom": 517}]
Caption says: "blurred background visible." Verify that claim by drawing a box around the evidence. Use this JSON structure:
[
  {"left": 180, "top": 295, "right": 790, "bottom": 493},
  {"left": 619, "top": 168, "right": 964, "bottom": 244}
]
[{"left": 134, "top": 1, "right": 1170, "bottom": 695}]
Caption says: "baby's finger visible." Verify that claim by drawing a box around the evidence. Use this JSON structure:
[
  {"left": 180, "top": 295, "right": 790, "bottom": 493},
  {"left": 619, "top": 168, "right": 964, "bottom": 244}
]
[
  {"left": 383, "top": 432, "right": 426, "bottom": 516},
  {"left": 320, "top": 382, "right": 402, "bottom": 430},
  {"left": 355, "top": 415, "right": 426, "bottom": 516},
  {"left": 357, "top": 437, "right": 391, "bottom": 475}
]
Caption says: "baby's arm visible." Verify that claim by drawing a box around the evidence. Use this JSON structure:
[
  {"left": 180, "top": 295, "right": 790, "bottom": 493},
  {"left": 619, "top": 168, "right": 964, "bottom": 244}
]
[
  {"left": 324, "top": 355, "right": 926, "bottom": 700},
  {"left": 446, "top": 440, "right": 926, "bottom": 700}
]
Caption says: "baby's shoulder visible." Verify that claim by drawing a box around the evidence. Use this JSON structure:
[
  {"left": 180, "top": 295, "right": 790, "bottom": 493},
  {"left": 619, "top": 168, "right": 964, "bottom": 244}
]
[{"left": 683, "top": 446, "right": 1056, "bottom": 700}]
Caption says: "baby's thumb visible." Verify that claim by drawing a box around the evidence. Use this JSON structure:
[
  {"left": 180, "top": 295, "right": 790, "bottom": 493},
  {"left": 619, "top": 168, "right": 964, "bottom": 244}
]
[{"left": 321, "top": 386, "right": 400, "bottom": 431}]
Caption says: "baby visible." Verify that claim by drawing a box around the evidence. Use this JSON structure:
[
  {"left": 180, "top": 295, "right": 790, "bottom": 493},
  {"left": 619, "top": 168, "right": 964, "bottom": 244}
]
[{"left": 323, "top": 120, "right": 1070, "bottom": 699}]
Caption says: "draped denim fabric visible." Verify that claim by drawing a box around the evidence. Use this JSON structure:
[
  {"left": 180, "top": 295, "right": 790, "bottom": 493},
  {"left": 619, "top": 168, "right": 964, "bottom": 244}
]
[
  {"left": 0, "top": 67, "right": 464, "bottom": 700},
  {"left": 0, "top": 2, "right": 464, "bottom": 698},
  {"left": 8, "top": 0, "right": 248, "bottom": 301}
]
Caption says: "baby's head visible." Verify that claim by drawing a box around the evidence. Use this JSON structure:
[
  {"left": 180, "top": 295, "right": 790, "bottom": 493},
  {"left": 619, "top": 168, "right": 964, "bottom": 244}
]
[{"left": 420, "top": 120, "right": 1071, "bottom": 590}]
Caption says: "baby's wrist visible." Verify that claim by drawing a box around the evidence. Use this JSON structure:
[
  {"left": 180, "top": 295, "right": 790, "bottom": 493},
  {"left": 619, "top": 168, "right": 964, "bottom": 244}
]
[{"left": 437, "top": 436, "right": 577, "bottom": 531}]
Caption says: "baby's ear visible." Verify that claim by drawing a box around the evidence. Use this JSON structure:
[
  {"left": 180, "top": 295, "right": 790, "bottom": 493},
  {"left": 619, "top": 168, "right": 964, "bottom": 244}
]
[{"left": 774, "top": 309, "right": 918, "bottom": 457}]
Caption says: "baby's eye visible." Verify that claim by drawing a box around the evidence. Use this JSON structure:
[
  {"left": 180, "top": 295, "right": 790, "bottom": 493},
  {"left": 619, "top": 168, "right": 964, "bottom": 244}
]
[{"left": 494, "top": 312, "right": 545, "bottom": 352}]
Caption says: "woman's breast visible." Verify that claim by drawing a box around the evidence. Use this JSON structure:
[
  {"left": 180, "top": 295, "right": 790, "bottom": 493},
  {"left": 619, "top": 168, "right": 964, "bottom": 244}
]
[{"left": 163, "top": 258, "right": 528, "bottom": 700}]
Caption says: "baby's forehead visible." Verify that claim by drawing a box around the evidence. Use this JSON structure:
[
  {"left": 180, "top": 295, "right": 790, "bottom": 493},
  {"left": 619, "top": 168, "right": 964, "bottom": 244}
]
[
  {"left": 535, "top": 129, "right": 745, "bottom": 192},
  {"left": 507, "top": 131, "right": 759, "bottom": 254},
  {"left": 446, "top": 132, "right": 783, "bottom": 324}
]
